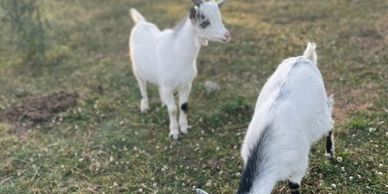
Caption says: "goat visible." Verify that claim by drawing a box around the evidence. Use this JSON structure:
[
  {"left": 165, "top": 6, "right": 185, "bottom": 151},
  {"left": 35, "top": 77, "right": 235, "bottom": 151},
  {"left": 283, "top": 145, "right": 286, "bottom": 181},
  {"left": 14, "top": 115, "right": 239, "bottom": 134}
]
[
  {"left": 237, "top": 42, "right": 335, "bottom": 194},
  {"left": 196, "top": 43, "right": 335, "bottom": 194},
  {"left": 129, "top": 0, "right": 230, "bottom": 140}
]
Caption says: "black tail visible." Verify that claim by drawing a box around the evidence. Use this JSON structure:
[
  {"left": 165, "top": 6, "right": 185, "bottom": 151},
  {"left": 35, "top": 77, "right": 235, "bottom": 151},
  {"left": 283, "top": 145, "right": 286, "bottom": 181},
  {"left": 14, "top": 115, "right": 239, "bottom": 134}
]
[{"left": 237, "top": 125, "right": 272, "bottom": 194}]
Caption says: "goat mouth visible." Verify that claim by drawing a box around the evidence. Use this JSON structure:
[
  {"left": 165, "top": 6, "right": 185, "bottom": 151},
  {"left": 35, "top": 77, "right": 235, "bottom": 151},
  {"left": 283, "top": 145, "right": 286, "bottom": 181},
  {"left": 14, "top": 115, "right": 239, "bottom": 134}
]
[{"left": 220, "top": 38, "right": 230, "bottom": 42}]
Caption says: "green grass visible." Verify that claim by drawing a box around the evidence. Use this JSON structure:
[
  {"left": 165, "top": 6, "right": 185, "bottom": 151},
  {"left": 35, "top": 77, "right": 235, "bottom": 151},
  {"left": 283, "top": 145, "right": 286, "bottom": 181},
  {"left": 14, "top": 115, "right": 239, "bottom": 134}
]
[{"left": 1, "top": 0, "right": 387, "bottom": 193}]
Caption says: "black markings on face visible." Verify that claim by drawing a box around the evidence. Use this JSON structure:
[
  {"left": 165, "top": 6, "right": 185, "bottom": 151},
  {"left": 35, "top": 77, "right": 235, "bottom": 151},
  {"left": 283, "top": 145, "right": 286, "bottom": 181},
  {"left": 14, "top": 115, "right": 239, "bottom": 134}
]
[
  {"left": 181, "top": 102, "right": 188, "bottom": 114},
  {"left": 198, "top": 14, "right": 210, "bottom": 29},
  {"left": 190, "top": 7, "right": 197, "bottom": 20},
  {"left": 326, "top": 130, "right": 333, "bottom": 156},
  {"left": 200, "top": 20, "right": 210, "bottom": 29},
  {"left": 189, "top": 8, "right": 211, "bottom": 28}
]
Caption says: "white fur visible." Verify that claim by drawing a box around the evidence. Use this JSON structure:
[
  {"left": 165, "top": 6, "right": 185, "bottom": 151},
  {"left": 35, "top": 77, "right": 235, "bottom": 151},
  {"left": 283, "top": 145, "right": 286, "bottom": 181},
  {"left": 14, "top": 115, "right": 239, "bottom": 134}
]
[
  {"left": 239, "top": 42, "right": 334, "bottom": 193},
  {"left": 196, "top": 188, "right": 209, "bottom": 194},
  {"left": 129, "top": 1, "right": 230, "bottom": 139}
]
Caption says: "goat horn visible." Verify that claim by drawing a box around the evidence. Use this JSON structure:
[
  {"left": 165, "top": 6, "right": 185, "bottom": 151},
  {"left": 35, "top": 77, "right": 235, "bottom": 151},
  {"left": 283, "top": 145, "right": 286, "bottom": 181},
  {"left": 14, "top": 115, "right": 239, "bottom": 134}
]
[{"left": 192, "top": 0, "right": 204, "bottom": 6}]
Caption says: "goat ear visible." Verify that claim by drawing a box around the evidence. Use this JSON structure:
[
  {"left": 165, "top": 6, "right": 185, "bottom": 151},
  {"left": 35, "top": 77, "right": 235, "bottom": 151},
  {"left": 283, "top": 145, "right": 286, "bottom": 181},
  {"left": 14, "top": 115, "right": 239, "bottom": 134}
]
[
  {"left": 192, "top": 0, "right": 204, "bottom": 6},
  {"left": 190, "top": 7, "right": 198, "bottom": 23},
  {"left": 196, "top": 188, "right": 209, "bottom": 194},
  {"left": 217, "top": 0, "right": 227, "bottom": 8}
]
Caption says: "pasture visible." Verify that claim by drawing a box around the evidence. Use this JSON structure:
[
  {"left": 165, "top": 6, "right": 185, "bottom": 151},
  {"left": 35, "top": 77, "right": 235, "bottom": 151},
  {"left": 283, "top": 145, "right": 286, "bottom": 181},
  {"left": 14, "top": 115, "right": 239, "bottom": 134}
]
[{"left": 0, "top": 0, "right": 387, "bottom": 193}]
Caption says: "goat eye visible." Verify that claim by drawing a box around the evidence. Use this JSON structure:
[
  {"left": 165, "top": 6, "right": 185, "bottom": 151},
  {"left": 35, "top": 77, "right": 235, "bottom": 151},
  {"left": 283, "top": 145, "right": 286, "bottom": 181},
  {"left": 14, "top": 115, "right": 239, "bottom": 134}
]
[
  {"left": 200, "top": 20, "right": 210, "bottom": 28},
  {"left": 200, "top": 14, "right": 205, "bottom": 20}
]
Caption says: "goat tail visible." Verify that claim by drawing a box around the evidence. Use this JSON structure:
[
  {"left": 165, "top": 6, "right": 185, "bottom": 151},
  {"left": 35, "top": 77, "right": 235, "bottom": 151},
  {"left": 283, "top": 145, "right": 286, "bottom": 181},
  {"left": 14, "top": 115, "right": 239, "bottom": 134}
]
[
  {"left": 303, "top": 42, "right": 317, "bottom": 65},
  {"left": 130, "top": 8, "right": 145, "bottom": 24}
]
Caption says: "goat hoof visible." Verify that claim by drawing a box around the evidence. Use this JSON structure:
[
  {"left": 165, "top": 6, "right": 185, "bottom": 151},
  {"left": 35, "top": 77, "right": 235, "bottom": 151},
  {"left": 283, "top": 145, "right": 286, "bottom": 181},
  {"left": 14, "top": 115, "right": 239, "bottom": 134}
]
[
  {"left": 324, "top": 152, "right": 334, "bottom": 159},
  {"left": 180, "top": 127, "right": 189, "bottom": 134},
  {"left": 169, "top": 132, "right": 179, "bottom": 140},
  {"left": 140, "top": 108, "right": 149, "bottom": 113},
  {"left": 140, "top": 99, "right": 149, "bottom": 113}
]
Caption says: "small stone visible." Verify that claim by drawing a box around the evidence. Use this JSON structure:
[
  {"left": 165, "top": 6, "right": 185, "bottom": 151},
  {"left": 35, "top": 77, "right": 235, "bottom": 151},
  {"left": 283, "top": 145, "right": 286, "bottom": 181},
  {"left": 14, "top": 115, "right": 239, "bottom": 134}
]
[
  {"left": 331, "top": 184, "right": 336, "bottom": 188},
  {"left": 336, "top": 156, "right": 343, "bottom": 163},
  {"left": 161, "top": 165, "right": 168, "bottom": 171},
  {"left": 349, "top": 176, "right": 354, "bottom": 181},
  {"left": 206, "top": 180, "right": 212, "bottom": 186},
  {"left": 204, "top": 81, "right": 220, "bottom": 94}
]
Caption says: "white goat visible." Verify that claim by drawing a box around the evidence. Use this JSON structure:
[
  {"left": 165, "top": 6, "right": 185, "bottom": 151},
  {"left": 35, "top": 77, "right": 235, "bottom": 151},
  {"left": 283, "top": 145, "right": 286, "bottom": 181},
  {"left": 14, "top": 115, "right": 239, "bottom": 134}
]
[
  {"left": 237, "top": 43, "right": 335, "bottom": 194},
  {"left": 196, "top": 43, "right": 335, "bottom": 194},
  {"left": 129, "top": 0, "right": 230, "bottom": 139}
]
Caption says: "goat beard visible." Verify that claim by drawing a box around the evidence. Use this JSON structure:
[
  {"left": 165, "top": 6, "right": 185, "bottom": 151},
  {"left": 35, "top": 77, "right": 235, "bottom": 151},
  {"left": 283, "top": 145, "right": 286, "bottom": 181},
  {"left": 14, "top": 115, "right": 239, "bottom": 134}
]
[{"left": 196, "top": 38, "right": 208, "bottom": 47}]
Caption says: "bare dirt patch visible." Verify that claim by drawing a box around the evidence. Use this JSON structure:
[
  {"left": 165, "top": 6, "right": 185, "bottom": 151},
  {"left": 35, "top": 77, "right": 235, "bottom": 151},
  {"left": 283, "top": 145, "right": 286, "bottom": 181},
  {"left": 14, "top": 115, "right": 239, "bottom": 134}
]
[{"left": 0, "top": 91, "right": 78, "bottom": 129}]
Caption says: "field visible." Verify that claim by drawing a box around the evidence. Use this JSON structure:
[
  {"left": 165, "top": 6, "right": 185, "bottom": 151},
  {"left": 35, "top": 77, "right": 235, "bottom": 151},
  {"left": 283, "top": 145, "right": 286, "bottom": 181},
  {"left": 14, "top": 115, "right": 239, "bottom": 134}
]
[{"left": 0, "top": 0, "right": 387, "bottom": 193}]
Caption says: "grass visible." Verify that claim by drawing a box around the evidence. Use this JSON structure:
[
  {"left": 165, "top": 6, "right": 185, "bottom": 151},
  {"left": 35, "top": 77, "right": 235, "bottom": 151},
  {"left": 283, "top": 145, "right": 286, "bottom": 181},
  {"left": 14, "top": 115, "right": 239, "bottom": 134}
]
[{"left": 0, "top": 0, "right": 387, "bottom": 193}]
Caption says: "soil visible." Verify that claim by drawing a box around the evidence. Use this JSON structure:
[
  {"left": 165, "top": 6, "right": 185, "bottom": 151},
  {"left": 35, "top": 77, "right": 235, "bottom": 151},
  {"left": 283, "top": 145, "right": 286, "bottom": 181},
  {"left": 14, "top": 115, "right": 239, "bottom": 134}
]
[{"left": 0, "top": 91, "right": 78, "bottom": 129}]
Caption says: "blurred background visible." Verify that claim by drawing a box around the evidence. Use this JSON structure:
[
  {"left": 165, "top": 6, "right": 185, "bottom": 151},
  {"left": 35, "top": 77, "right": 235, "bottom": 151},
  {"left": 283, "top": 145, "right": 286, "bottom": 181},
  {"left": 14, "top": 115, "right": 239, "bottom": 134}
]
[{"left": 0, "top": 0, "right": 387, "bottom": 193}]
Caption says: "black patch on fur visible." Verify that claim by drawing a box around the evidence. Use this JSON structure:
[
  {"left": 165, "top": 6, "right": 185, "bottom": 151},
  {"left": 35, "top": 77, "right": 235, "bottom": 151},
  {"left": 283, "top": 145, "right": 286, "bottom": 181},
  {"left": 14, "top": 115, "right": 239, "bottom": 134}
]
[
  {"left": 200, "top": 20, "right": 210, "bottom": 28},
  {"left": 181, "top": 102, "right": 188, "bottom": 113},
  {"left": 326, "top": 130, "right": 333, "bottom": 156},
  {"left": 289, "top": 181, "right": 300, "bottom": 190},
  {"left": 189, "top": 7, "right": 210, "bottom": 29},
  {"left": 289, "top": 182, "right": 300, "bottom": 194},
  {"left": 237, "top": 125, "right": 272, "bottom": 194},
  {"left": 190, "top": 7, "right": 197, "bottom": 19}
]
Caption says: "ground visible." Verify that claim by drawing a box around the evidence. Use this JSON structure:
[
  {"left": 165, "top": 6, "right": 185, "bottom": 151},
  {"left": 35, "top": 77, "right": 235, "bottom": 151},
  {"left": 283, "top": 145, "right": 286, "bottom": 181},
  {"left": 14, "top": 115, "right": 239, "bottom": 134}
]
[{"left": 0, "top": 0, "right": 387, "bottom": 193}]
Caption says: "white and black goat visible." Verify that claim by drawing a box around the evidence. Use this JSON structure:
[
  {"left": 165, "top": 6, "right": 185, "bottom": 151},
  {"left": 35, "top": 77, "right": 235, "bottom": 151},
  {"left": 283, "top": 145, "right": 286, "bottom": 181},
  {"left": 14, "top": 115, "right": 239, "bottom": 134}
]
[
  {"left": 129, "top": 0, "right": 230, "bottom": 139},
  {"left": 237, "top": 43, "right": 335, "bottom": 194},
  {"left": 196, "top": 43, "right": 335, "bottom": 194}
]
